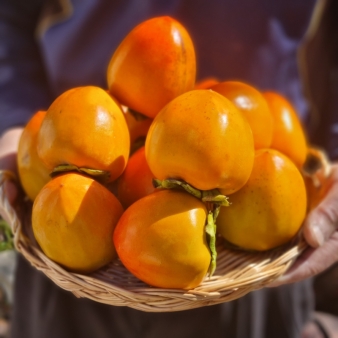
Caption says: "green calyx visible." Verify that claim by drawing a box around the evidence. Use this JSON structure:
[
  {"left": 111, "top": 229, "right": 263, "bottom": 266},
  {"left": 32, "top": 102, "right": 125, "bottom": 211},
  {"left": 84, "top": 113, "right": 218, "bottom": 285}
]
[
  {"left": 205, "top": 208, "right": 220, "bottom": 276},
  {"left": 51, "top": 164, "right": 110, "bottom": 184},
  {"left": 153, "top": 178, "right": 229, "bottom": 207}
]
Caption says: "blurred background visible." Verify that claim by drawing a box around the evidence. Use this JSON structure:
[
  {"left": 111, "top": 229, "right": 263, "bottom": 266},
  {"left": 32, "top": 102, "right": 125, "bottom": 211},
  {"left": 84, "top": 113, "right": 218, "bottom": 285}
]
[{"left": 0, "top": 218, "right": 16, "bottom": 338}]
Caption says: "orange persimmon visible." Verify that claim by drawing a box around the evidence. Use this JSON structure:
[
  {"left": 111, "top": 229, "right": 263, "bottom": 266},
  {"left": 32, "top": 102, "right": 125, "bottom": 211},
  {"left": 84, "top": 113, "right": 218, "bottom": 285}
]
[
  {"left": 113, "top": 189, "right": 210, "bottom": 289},
  {"left": 37, "top": 86, "right": 130, "bottom": 182},
  {"left": 32, "top": 173, "right": 124, "bottom": 273},
  {"left": 263, "top": 91, "right": 307, "bottom": 168},
  {"left": 17, "top": 111, "right": 50, "bottom": 200},
  {"left": 145, "top": 89, "right": 255, "bottom": 194},
  {"left": 217, "top": 149, "right": 307, "bottom": 251},
  {"left": 211, "top": 81, "right": 273, "bottom": 149},
  {"left": 107, "top": 16, "right": 196, "bottom": 118},
  {"left": 117, "top": 146, "right": 156, "bottom": 208}
]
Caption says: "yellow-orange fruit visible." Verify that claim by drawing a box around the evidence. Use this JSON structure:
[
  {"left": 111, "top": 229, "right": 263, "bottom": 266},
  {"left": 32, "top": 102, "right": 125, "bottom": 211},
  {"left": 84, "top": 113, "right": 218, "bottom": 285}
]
[
  {"left": 217, "top": 148, "right": 307, "bottom": 251},
  {"left": 145, "top": 89, "right": 255, "bottom": 194},
  {"left": 263, "top": 91, "right": 307, "bottom": 168},
  {"left": 32, "top": 173, "right": 124, "bottom": 273},
  {"left": 211, "top": 81, "right": 273, "bottom": 149},
  {"left": 107, "top": 16, "right": 196, "bottom": 118},
  {"left": 113, "top": 189, "right": 210, "bottom": 289},
  {"left": 37, "top": 86, "right": 130, "bottom": 182},
  {"left": 17, "top": 111, "right": 50, "bottom": 200}
]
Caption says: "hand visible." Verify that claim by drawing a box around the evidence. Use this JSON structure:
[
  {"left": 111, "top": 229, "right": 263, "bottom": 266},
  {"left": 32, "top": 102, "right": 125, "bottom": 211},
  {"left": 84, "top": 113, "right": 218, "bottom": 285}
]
[
  {"left": 270, "top": 163, "right": 338, "bottom": 286},
  {"left": 0, "top": 127, "right": 24, "bottom": 205}
]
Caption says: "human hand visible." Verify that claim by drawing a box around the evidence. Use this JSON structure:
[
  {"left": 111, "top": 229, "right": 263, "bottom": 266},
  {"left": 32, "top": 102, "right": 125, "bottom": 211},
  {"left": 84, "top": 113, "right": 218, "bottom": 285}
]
[
  {"left": 270, "top": 162, "right": 338, "bottom": 286},
  {"left": 0, "top": 127, "right": 23, "bottom": 205}
]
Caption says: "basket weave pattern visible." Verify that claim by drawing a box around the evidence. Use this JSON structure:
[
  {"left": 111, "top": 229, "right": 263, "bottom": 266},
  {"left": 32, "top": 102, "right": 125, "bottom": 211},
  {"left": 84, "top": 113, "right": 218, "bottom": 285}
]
[{"left": 0, "top": 170, "right": 309, "bottom": 312}]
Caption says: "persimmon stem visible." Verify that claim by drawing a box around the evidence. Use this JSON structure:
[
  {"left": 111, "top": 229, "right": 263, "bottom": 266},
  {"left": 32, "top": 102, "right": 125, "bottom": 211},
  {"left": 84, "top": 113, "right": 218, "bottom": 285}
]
[
  {"left": 51, "top": 164, "right": 110, "bottom": 184},
  {"left": 152, "top": 178, "right": 202, "bottom": 199},
  {"left": 205, "top": 211, "right": 217, "bottom": 276},
  {"left": 153, "top": 178, "right": 229, "bottom": 206},
  {"left": 201, "top": 189, "right": 229, "bottom": 207}
]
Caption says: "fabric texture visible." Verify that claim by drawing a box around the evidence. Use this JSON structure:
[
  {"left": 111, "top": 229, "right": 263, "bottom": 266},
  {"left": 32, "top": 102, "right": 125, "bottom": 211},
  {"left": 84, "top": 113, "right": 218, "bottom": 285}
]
[{"left": 11, "top": 255, "right": 314, "bottom": 338}]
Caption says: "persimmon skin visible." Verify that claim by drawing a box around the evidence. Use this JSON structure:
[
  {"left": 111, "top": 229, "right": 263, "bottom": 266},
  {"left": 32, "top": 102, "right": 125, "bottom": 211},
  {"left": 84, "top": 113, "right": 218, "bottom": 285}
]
[
  {"left": 37, "top": 86, "right": 130, "bottom": 182},
  {"left": 17, "top": 111, "right": 50, "bottom": 200},
  {"left": 123, "top": 109, "right": 153, "bottom": 153},
  {"left": 145, "top": 89, "right": 255, "bottom": 194},
  {"left": 263, "top": 91, "right": 307, "bottom": 168},
  {"left": 211, "top": 81, "right": 273, "bottom": 149},
  {"left": 113, "top": 189, "right": 210, "bottom": 289},
  {"left": 32, "top": 173, "right": 124, "bottom": 273},
  {"left": 107, "top": 16, "right": 196, "bottom": 118},
  {"left": 117, "top": 146, "right": 156, "bottom": 209},
  {"left": 194, "top": 77, "right": 219, "bottom": 89},
  {"left": 217, "top": 149, "right": 307, "bottom": 251}
]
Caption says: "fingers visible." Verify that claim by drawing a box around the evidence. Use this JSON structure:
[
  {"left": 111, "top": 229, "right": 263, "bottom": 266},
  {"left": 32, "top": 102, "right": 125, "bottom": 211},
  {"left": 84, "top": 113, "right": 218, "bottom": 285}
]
[
  {"left": 303, "top": 164, "right": 338, "bottom": 248},
  {"left": 4, "top": 180, "right": 18, "bottom": 205},
  {"left": 0, "top": 127, "right": 23, "bottom": 162},
  {"left": 0, "top": 128, "right": 23, "bottom": 209},
  {"left": 269, "top": 163, "right": 338, "bottom": 287},
  {"left": 269, "top": 231, "right": 338, "bottom": 286}
]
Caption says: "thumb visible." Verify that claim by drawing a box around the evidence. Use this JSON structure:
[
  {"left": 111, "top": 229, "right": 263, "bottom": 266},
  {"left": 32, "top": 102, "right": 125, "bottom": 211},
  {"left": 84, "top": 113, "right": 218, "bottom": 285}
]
[
  {"left": 4, "top": 179, "right": 18, "bottom": 205},
  {"left": 303, "top": 164, "right": 338, "bottom": 248},
  {"left": 0, "top": 172, "right": 19, "bottom": 227}
]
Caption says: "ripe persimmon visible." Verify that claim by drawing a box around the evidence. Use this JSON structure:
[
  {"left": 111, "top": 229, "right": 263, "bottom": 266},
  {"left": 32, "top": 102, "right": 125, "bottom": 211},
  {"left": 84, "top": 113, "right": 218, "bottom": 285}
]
[
  {"left": 107, "top": 16, "right": 196, "bottom": 118},
  {"left": 123, "top": 109, "right": 153, "bottom": 153},
  {"left": 17, "top": 111, "right": 50, "bottom": 200},
  {"left": 211, "top": 81, "right": 273, "bottom": 149},
  {"left": 32, "top": 173, "right": 124, "bottom": 273},
  {"left": 263, "top": 91, "right": 307, "bottom": 168},
  {"left": 217, "top": 149, "right": 307, "bottom": 251},
  {"left": 145, "top": 89, "right": 255, "bottom": 194},
  {"left": 194, "top": 77, "right": 219, "bottom": 89},
  {"left": 117, "top": 146, "right": 156, "bottom": 209},
  {"left": 37, "top": 86, "right": 130, "bottom": 182},
  {"left": 113, "top": 189, "right": 210, "bottom": 289},
  {"left": 302, "top": 148, "right": 332, "bottom": 212}
]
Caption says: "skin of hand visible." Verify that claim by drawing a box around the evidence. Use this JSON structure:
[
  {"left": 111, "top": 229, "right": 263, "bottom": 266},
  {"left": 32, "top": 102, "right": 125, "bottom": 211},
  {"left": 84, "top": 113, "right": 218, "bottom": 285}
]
[
  {"left": 270, "top": 163, "right": 338, "bottom": 286},
  {"left": 0, "top": 127, "right": 24, "bottom": 205}
]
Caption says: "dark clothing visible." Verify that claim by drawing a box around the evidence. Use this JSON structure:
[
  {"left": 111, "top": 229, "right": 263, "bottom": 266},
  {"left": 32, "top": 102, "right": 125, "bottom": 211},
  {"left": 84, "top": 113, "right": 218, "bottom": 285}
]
[
  {"left": 11, "top": 255, "right": 314, "bottom": 338},
  {"left": 0, "top": 0, "right": 334, "bottom": 337}
]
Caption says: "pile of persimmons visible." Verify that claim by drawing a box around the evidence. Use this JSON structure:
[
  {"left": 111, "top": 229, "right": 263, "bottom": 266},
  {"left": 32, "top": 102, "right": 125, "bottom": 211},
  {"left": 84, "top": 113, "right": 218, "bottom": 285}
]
[{"left": 17, "top": 16, "right": 316, "bottom": 290}]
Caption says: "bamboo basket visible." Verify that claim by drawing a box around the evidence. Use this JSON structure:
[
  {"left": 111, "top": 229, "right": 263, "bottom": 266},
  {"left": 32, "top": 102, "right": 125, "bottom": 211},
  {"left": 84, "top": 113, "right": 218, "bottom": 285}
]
[{"left": 0, "top": 148, "right": 331, "bottom": 312}]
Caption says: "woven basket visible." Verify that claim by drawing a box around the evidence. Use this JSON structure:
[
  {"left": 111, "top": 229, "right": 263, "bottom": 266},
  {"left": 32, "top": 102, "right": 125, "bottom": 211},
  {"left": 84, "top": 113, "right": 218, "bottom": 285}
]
[{"left": 0, "top": 148, "right": 331, "bottom": 312}]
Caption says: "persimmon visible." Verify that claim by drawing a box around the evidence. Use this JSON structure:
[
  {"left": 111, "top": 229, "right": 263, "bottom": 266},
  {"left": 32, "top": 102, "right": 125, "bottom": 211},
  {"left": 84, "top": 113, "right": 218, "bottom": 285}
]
[
  {"left": 194, "top": 77, "right": 219, "bottom": 89},
  {"left": 263, "top": 91, "right": 307, "bottom": 168},
  {"left": 123, "top": 109, "right": 153, "bottom": 153},
  {"left": 32, "top": 173, "right": 124, "bottom": 273},
  {"left": 302, "top": 148, "right": 332, "bottom": 212},
  {"left": 145, "top": 89, "right": 255, "bottom": 194},
  {"left": 37, "top": 86, "right": 130, "bottom": 182},
  {"left": 17, "top": 111, "right": 50, "bottom": 200},
  {"left": 107, "top": 16, "right": 196, "bottom": 118},
  {"left": 117, "top": 146, "right": 156, "bottom": 208},
  {"left": 211, "top": 81, "right": 273, "bottom": 149},
  {"left": 113, "top": 189, "right": 210, "bottom": 289},
  {"left": 217, "top": 149, "right": 307, "bottom": 251}
]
